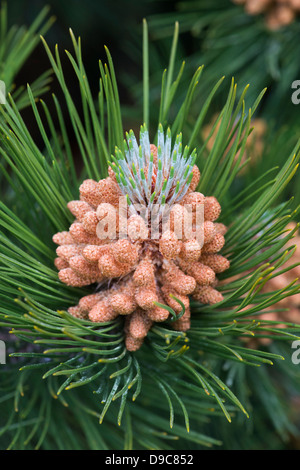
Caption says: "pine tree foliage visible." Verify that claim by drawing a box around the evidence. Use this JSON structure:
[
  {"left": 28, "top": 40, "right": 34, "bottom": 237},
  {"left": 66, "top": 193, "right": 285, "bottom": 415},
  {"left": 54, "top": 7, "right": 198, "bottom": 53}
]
[
  {"left": 0, "top": 1, "right": 54, "bottom": 109},
  {"left": 0, "top": 1, "right": 54, "bottom": 193},
  {"left": 124, "top": 1, "right": 300, "bottom": 209},
  {"left": 0, "top": 19, "right": 300, "bottom": 450},
  {"left": 147, "top": 0, "right": 300, "bottom": 126}
]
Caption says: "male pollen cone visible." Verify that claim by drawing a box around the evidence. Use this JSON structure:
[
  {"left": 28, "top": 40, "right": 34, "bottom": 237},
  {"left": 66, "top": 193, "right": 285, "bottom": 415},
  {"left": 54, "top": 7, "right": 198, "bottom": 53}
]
[{"left": 53, "top": 126, "right": 230, "bottom": 350}]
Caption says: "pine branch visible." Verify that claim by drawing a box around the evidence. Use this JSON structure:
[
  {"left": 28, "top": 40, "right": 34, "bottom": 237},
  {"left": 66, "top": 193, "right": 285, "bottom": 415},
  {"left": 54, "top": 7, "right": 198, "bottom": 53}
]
[
  {"left": 0, "top": 1, "right": 54, "bottom": 107},
  {"left": 0, "top": 20, "right": 300, "bottom": 450}
]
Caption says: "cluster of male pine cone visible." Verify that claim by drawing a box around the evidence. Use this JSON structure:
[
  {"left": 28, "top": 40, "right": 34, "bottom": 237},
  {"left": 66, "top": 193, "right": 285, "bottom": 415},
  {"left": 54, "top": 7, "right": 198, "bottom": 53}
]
[
  {"left": 53, "top": 135, "right": 230, "bottom": 351},
  {"left": 254, "top": 223, "right": 300, "bottom": 343},
  {"left": 202, "top": 116, "right": 267, "bottom": 172},
  {"left": 233, "top": 0, "right": 300, "bottom": 29}
]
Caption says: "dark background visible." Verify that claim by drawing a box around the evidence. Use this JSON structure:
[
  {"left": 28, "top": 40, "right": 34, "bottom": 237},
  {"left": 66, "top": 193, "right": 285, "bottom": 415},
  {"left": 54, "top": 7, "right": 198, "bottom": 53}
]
[
  {"left": 9, "top": 0, "right": 180, "bottom": 106},
  {"left": 5, "top": 0, "right": 192, "bottom": 153}
]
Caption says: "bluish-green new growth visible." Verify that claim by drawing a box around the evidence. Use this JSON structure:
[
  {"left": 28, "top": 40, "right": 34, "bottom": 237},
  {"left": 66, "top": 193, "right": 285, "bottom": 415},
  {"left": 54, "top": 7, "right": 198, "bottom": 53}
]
[{"left": 110, "top": 124, "right": 196, "bottom": 210}]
